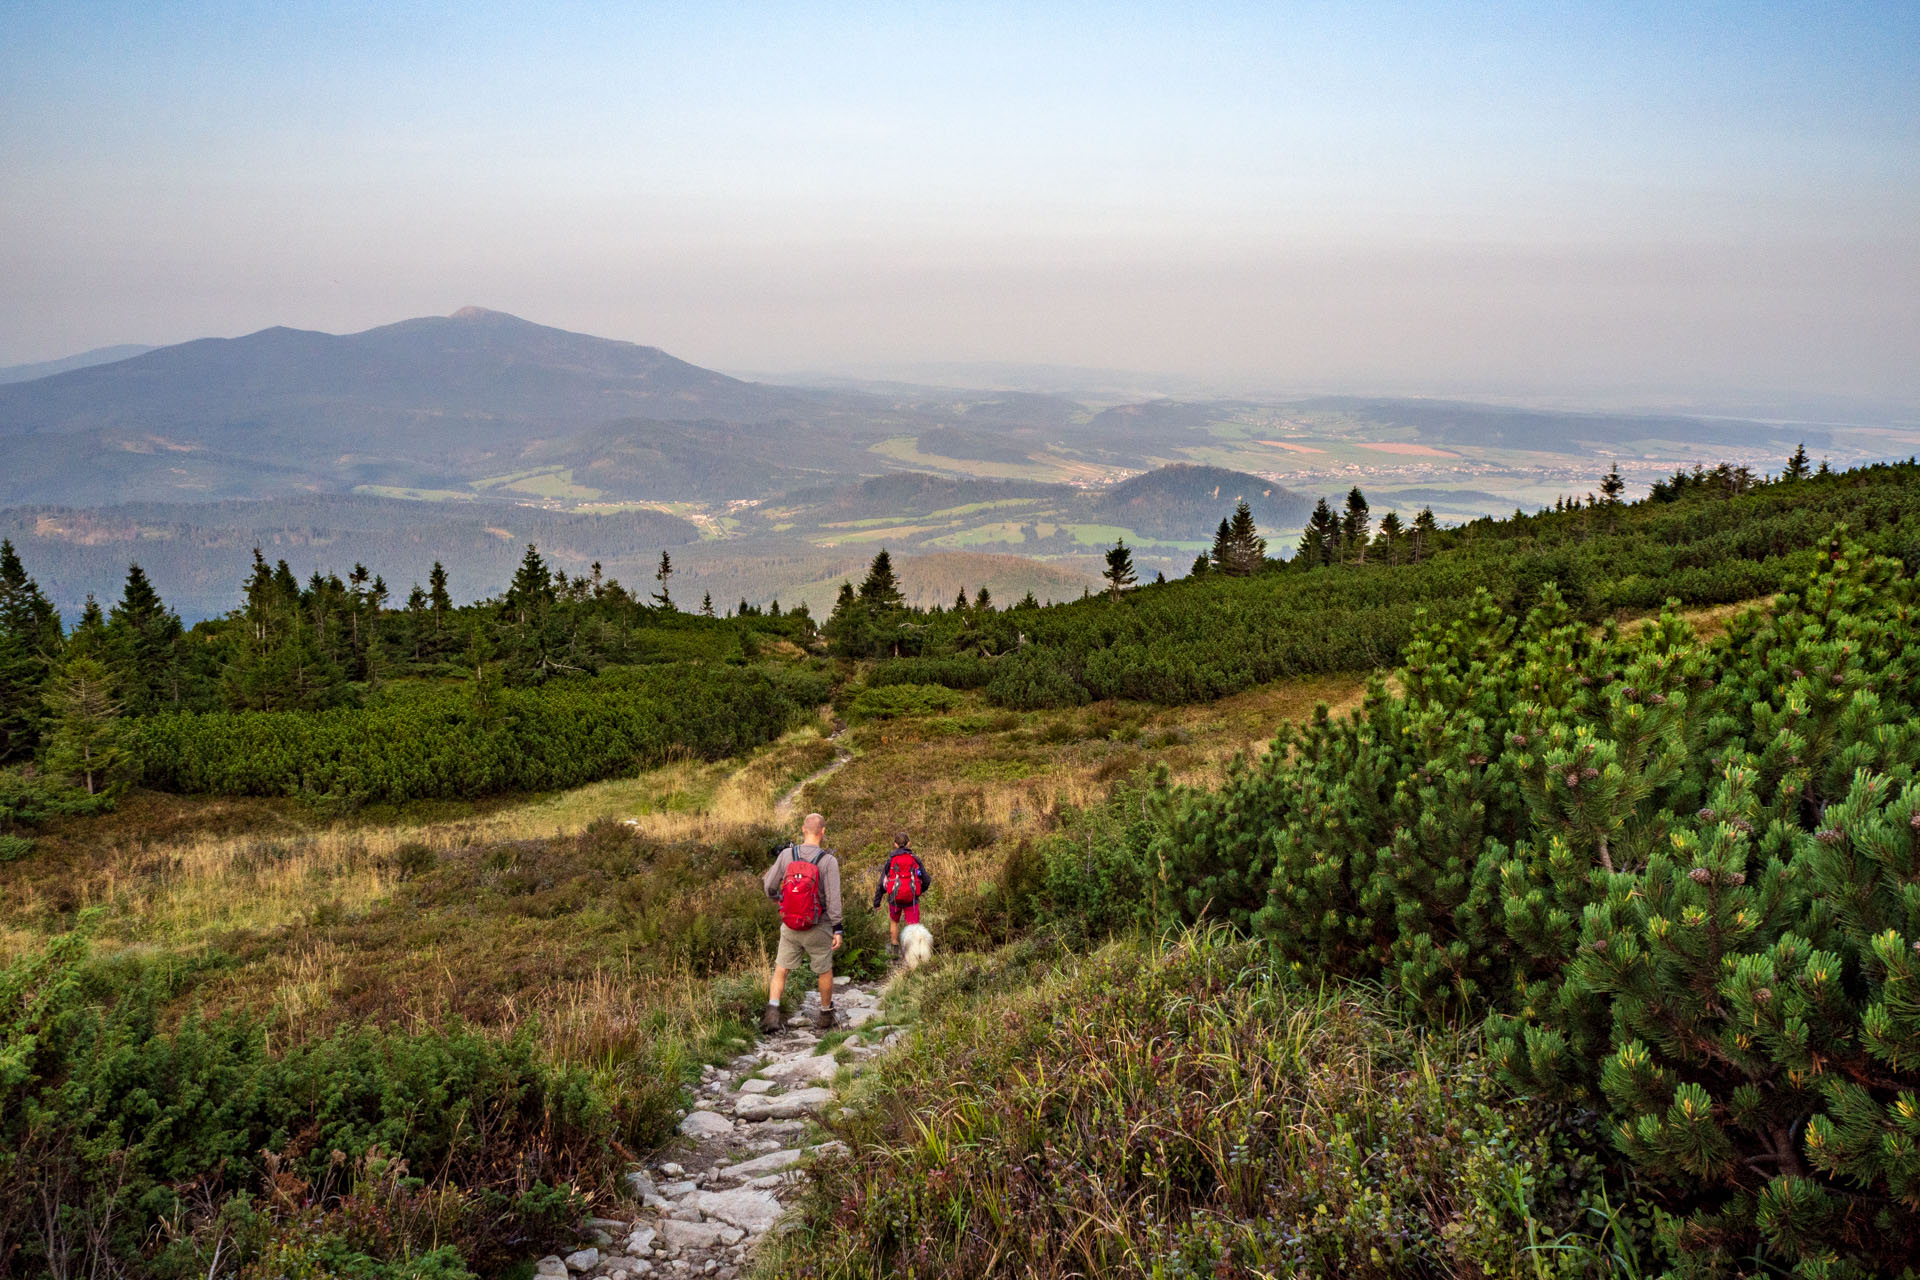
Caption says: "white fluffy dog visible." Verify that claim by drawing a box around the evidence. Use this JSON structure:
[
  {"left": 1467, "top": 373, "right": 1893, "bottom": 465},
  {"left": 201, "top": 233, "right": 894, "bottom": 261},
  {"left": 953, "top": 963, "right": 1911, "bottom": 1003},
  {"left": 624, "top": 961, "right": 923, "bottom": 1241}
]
[{"left": 900, "top": 922, "right": 934, "bottom": 971}]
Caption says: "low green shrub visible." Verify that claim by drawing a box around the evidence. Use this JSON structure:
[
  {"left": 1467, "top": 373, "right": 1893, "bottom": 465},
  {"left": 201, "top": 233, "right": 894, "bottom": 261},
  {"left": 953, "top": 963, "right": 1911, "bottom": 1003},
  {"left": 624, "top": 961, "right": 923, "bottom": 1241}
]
[
  {"left": 0, "top": 763, "right": 116, "bottom": 826},
  {"left": 136, "top": 663, "right": 831, "bottom": 804},
  {"left": 983, "top": 650, "right": 1090, "bottom": 710},
  {"left": 864, "top": 656, "right": 994, "bottom": 690},
  {"left": 845, "top": 682, "right": 961, "bottom": 722},
  {"left": 0, "top": 929, "right": 610, "bottom": 1278}
]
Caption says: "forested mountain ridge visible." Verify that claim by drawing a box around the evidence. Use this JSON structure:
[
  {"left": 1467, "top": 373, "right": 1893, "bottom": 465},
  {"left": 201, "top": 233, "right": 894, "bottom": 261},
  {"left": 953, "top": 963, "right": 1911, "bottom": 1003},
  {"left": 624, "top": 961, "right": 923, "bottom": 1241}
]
[
  {"left": 0, "top": 309, "right": 910, "bottom": 505},
  {"left": 0, "top": 308, "right": 816, "bottom": 440}
]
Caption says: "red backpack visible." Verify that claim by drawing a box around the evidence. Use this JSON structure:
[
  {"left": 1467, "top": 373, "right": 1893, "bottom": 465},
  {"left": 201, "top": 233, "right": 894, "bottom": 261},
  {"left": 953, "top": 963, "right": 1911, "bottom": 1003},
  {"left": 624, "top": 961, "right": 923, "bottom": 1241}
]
[
  {"left": 884, "top": 850, "right": 922, "bottom": 907},
  {"left": 779, "top": 848, "right": 826, "bottom": 930}
]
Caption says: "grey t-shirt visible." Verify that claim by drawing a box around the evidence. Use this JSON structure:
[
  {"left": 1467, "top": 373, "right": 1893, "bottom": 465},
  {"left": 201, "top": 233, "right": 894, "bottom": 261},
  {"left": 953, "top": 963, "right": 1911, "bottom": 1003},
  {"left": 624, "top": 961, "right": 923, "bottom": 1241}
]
[{"left": 764, "top": 843, "right": 843, "bottom": 931}]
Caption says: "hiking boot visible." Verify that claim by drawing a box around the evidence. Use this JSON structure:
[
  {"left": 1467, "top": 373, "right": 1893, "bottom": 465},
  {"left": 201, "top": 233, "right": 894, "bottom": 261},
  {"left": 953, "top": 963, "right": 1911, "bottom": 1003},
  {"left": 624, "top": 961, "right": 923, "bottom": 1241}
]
[
  {"left": 814, "top": 1006, "right": 837, "bottom": 1030},
  {"left": 760, "top": 1005, "right": 784, "bottom": 1034},
  {"left": 887, "top": 942, "right": 901, "bottom": 963}
]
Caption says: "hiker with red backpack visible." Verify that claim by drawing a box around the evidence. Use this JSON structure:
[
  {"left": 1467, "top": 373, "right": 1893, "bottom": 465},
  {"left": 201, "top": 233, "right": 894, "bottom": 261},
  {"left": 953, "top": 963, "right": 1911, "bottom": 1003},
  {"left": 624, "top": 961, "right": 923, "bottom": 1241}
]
[
  {"left": 761, "top": 812, "right": 844, "bottom": 1033},
  {"left": 871, "top": 831, "right": 931, "bottom": 963}
]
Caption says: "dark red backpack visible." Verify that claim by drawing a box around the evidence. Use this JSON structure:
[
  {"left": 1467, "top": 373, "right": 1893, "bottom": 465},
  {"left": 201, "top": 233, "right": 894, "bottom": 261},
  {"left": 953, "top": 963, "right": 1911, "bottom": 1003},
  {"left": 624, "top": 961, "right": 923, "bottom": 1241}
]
[
  {"left": 884, "top": 850, "right": 922, "bottom": 907},
  {"left": 779, "top": 848, "right": 826, "bottom": 930}
]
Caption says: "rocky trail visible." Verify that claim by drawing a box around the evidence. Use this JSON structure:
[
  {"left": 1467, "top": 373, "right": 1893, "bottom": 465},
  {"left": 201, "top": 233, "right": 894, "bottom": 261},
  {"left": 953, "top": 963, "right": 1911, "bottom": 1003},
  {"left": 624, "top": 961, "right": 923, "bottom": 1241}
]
[
  {"left": 533, "top": 975, "right": 896, "bottom": 1280},
  {"left": 773, "top": 723, "right": 852, "bottom": 823}
]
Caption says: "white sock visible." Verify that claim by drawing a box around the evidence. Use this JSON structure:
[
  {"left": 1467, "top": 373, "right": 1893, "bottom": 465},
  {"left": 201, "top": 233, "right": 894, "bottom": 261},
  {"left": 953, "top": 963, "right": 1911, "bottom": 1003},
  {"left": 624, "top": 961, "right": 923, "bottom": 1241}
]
[{"left": 767, "top": 999, "right": 780, "bottom": 1007}]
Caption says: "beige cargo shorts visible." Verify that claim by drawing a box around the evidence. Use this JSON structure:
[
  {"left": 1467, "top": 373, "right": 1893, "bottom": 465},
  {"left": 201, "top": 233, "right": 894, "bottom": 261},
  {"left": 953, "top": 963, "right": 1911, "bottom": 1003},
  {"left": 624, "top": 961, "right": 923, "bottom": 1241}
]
[{"left": 775, "top": 922, "right": 834, "bottom": 974}]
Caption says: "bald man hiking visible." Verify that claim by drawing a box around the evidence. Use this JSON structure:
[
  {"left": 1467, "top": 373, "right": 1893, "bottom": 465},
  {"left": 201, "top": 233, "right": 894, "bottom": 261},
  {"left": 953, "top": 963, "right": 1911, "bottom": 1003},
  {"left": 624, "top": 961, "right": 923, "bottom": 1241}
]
[{"left": 762, "top": 812, "right": 843, "bottom": 1033}]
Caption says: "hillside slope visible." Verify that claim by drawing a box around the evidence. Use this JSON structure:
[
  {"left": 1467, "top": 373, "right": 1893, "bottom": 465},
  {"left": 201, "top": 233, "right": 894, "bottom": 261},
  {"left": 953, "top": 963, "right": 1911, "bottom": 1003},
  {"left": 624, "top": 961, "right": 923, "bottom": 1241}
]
[{"left": 0, "top": 309, "right": 897, "bottom": 503}]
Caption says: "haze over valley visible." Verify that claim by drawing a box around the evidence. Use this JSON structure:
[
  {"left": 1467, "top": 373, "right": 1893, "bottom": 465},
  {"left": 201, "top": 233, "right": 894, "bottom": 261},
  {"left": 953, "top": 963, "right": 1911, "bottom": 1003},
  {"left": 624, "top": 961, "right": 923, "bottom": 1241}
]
[{"left": 5, "top": 306, "right": 1911, "bottom": 618}]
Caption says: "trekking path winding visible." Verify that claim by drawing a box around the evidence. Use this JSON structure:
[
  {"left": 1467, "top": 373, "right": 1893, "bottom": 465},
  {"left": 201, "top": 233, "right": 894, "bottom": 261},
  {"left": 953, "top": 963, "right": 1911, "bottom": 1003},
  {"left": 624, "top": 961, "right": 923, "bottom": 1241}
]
[
  {"left": 773, "top": 722, "right": 852, "bottom": 823},
  {"left": 532, "top": 975, "right": 898, "bottom": 1280}
]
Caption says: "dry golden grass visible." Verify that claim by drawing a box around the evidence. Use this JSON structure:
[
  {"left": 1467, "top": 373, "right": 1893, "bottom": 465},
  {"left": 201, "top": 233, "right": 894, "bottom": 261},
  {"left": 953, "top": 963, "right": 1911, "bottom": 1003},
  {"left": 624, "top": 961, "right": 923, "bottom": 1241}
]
[{"left": 0, "top": 723, "right": 837, "bottom": 965}]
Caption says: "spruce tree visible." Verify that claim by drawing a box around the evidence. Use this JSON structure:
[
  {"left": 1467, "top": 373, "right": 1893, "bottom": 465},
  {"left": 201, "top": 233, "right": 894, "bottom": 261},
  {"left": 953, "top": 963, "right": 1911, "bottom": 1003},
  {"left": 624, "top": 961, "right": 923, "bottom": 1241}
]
[
  {"left": 1375, "top": 510, "right": 1406, "bottom": 564},
  {"left": 1411, "top": 507, "right": 1438, "bottom": 562},
  {"left": 974, "top": 586, "right": 992, "bottom": 612},
  {"left": 822, "top": 581, "right": 869, "bottom": 656},
  {"left": 105, "top": 563, "right": 184, "bottom": 715},
  {"left": 1190, "top": 553, "right": 1210, "bottom": 577},
  {"left": 1340, "top": 488, "right": 1370, "bottom": 563},
  {"left": 404, "top": 584, "right": 429, "bottom": 660},
  {"left": 428, "top": 560, "right": 453, "bottom": 637},
  {"left": 700, "top": 591, "right": 715, "bottom": 618},
  {"left": 1600, "top": 462, "right": 1626, "bottom": 504},
  {"left": 653, "top": 550, "right": 675, "bottom": 610},
  {"left": 1103, "top": 539, "right": 1137, "bottom": 597},
  {"left": 1784, "top": 442, "right": 1812, "bottom": 481},
  {"left": 954, "top": 587, "right": 970, "bottom": 611},
  {"left": 858, "top": 548, "right": 905, "bottom": 610},
  {"left": 505, "top": 544, "right": 554, "bottom": 624},
  {"left": 1210, "top": 518, "right": 1234, "bottom": 573},
  {"left": 1299, "top": 498, "right": 1339, "bottom": 568},
  {"left": 42, "top": 650, "right": 129, "bottom": 798},
  {"left": 1226, "top": 501, "right": 1265, "bottom": 576},
  {"left": 0, "top": 540, "right": 63, "bottom": 762}
]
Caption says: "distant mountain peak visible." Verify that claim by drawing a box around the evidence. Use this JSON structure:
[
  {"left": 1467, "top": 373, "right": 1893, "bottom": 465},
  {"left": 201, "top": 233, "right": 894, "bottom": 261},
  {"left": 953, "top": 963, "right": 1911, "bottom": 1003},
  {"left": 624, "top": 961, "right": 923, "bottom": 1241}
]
[{"left": 449, "top": 306, "right": 509, "bottom": 321}]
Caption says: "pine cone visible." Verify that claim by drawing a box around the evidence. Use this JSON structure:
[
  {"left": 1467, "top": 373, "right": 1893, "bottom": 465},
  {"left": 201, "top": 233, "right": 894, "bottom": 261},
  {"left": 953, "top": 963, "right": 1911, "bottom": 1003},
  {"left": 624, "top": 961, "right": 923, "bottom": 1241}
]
[{"left": 1689, "top": 868, "right": 1712, "bottom": 884}]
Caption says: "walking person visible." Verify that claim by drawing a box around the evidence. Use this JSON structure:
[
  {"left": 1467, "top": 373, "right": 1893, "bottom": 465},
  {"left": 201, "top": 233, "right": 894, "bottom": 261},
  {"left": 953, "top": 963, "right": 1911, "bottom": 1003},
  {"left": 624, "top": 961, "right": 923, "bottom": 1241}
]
[
  {"left": 762, "top": 812, "right": 843, "bottom": 1032},
  {"left": 871, "top": 831, "right": 930, "bottom": 962}
]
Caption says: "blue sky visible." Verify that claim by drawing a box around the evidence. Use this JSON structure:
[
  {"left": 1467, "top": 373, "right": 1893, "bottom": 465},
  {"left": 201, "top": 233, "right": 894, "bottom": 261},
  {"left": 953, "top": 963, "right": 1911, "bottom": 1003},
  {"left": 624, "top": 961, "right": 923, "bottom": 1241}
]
[{"left": 3, "top": 1, "right": 1916, "bottom": 402}]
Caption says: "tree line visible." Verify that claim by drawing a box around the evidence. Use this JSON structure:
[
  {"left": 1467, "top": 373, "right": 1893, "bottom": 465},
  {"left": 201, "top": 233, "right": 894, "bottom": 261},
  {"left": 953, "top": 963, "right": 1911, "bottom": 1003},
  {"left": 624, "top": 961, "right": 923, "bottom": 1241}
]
[
  {"left": 1, "top": 542, "right": 820, "bottom": 819},
  {"left": 824, "top": 451, "right": 1920, "bottom": 709}
]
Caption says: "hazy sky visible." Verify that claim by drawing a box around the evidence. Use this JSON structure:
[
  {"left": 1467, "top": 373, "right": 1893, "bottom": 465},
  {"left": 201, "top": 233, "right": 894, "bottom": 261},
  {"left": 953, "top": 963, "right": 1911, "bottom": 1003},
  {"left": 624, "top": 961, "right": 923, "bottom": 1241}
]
[{"left": 4, "top": 1, "right": 1917, "bottom": 403}]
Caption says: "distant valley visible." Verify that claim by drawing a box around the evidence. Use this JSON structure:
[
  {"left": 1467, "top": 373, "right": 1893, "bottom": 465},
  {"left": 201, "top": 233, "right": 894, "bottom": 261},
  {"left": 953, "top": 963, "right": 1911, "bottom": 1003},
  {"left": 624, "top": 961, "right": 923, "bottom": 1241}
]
[{"left": 3, "top": 307, "right": 1910, "bottom": 619}]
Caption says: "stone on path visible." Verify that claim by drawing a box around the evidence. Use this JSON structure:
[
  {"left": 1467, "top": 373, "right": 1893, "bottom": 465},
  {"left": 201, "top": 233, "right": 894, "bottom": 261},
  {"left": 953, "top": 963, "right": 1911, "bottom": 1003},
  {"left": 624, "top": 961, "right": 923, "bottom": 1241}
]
[
  {"left": 658, "top": 1220, "right": 731, "bottom": 1251},
  {"left": 625, "top": 1227, "right": 656, "bottom": 1256},
  {"left": 713, "top": 1147, "right": 805, "bottom": 1180},
  {"left": 535, "top": 1259, "right": 568, "bottom": 1278},
  {"left": 757, "top": 1053, "right": 840, "bottom": 1086},
  {"left": 733, "top": 1086, "right": 836, "bottom": 1121},
  {"left": 737, "top": 1077, "right": 775, "bottom": 1094},
  {"left": 694, "top": 1188, "right": 784, "bottom": 1235},
  {"left": 564, "top": 1247, "right": 599, "bottom": 1272},
  {"left": 679, "top": 1110, "right": 734, "bottom": 1139}
]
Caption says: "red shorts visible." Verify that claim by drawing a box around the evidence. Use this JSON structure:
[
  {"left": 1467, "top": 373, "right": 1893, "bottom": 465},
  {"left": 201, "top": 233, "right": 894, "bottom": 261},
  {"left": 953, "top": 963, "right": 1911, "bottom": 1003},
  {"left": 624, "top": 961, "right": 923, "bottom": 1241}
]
[{"left": 888, "top": 900, "right": 921, "bottom": 925}]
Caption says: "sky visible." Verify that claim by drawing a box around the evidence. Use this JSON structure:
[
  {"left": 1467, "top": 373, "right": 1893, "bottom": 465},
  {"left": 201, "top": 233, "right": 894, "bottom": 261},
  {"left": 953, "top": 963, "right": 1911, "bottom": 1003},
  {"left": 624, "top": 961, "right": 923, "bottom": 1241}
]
[{"left": 3, "top": 1, "right": 1917, "bottom": 406}]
